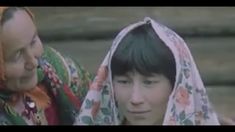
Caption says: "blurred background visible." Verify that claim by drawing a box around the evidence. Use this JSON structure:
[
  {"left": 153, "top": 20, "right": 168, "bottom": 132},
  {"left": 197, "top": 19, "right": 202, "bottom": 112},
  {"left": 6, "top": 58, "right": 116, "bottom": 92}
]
[{"left": 29, "top": 7, "right": 235, "bottom": 118}]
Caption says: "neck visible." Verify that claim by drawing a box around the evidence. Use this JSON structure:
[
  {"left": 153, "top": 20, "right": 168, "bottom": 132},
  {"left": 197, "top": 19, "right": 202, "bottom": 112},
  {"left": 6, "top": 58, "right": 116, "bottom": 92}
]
[
  {"left": 122, "top": 118, "right": 163, "bottom": 125},
  {"left": 0, "top": 85, "right": 51, "bottom": 109}
]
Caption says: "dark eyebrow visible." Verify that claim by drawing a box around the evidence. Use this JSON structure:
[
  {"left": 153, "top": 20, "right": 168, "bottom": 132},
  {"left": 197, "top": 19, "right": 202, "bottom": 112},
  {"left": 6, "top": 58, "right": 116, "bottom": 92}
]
[
  {"left": 114, "top": 73, "right": 131, "bottom": 78},
  {"left": 122, "top": 73, "right": 132, "bottom": 79}
]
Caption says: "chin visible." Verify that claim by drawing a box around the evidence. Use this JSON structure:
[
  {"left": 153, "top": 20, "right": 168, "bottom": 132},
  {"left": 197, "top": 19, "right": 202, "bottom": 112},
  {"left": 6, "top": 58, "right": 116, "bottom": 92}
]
[
  {"left": 21, "top": 76, "right": 38, "bottom": 91},
  {"left": 20, "top": 84, "right": 37, "bottom": 92},
  {"left": 130, "top": 121, "right": 152, "bottom": 125},
  {"left": 127, "top": 117, "right": 156, "bottom": 125}
]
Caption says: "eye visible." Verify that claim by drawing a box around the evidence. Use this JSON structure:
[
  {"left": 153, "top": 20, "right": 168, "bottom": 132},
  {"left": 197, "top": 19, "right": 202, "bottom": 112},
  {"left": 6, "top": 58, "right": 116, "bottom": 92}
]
[
  {"left": 143, "top": 80, "right": 153, "bottom": 85},
  {"left": 12, "top": 50, "right": 23, "bottom": 62},
  {"left": 143, "top": 80, "right": 159, "bottom": 85},
  {"left": 117, "top": 79, "right": 130, "bottom": 84},
  {"left": 30, "top": 38, "right": 37, "bottom": 47},
  {"left": 113, "top": 76, "right": 131, "bottom": 85}
]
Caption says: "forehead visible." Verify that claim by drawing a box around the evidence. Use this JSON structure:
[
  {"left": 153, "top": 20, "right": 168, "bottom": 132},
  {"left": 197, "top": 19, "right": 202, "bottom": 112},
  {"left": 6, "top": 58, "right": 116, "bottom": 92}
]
[{"left": 1, "top": 9, "right": 36, "bottom": 57}]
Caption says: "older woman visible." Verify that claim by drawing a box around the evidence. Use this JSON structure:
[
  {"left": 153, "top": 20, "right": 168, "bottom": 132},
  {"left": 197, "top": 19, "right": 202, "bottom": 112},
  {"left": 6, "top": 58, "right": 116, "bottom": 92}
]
[{"left": 0, "top": 7, "right": 91, "bottom": 125}]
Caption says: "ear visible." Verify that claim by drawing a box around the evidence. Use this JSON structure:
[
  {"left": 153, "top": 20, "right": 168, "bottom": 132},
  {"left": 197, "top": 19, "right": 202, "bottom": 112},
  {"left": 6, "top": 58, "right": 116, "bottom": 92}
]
[
  {"left": 0, "top": 79, "right": 5, "bottom": 90},
  {"left": 0, "top": 42, "right": 5, "bottom": 81}
]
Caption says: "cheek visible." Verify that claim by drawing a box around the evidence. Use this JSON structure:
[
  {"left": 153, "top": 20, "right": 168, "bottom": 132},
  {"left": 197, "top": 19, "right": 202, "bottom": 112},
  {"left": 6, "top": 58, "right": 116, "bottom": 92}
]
[
  {"left": 34, "top": 39, "right": 43, "bottom": 57},
  {"left": 113, "top": 86, "right": 131, "bottom": 113},
  {"left": 5, "top": 62, "right": 25, "bottom": 79},
  {"left": 146, "top": 83, "right": 172, "bottom": 106},
  {"left": 113, "top": 85, "right": 131, "bottom": 104}
]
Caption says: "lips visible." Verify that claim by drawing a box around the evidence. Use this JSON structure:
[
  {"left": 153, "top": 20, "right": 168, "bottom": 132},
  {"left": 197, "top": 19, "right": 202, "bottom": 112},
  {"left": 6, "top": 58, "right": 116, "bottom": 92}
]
[
  {"left": 23, "top": 72, "right": 35, "bottom": 80},
  {"left": 128, "top": 110, "right": 151, "bottom": 114}
]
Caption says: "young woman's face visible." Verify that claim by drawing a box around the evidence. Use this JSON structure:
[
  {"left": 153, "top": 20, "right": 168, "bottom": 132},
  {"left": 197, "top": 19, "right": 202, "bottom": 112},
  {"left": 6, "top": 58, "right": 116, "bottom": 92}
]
[
  {"left": 113, "top": 71, "right": 172, "bottom": 125},
  {"left": 1, "top": 9, "right": 43, "bottom": 92}
]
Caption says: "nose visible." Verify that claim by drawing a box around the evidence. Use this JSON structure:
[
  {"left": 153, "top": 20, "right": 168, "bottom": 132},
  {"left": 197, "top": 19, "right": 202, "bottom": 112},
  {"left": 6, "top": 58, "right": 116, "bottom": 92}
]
[
  {"left": 130, "top": 85, "right": 144, "bottom": 105},
  {"left": 24, "top": 50, "right": 38, "bottom": 71}
]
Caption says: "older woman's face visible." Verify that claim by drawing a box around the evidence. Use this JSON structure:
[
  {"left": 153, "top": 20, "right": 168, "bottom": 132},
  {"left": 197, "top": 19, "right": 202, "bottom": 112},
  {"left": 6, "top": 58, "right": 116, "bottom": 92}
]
[{"left": 1, "top": 9, "right": 43, "bottom": 92}]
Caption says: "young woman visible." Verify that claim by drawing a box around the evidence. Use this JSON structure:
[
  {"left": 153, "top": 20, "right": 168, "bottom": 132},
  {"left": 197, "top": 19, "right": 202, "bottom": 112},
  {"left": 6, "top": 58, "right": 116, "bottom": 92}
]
[{"left": 75, "top": 17, "right": 220, "bottom": 125}]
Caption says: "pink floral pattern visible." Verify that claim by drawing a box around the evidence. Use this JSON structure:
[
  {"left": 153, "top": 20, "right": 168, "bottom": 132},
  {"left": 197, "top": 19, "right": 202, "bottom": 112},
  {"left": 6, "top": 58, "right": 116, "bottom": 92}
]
[
  {"left": 175, "top": 86, "right": 190, "bottom": 108},
  {"left": 90, "top": 66, "right": 108, "bottom": 91}
]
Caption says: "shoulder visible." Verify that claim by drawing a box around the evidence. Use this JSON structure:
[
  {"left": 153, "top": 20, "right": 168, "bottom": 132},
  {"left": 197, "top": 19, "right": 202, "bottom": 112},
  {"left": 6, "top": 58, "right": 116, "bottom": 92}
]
[
  {"left": 39, "top": 46, "right": 92, "bottom": 97},
  {"left": 0, "top": 111, "right": 12, "bottom": 125},
  {"left": 41, "top": 46, "right": 71, "bottom": 85}
]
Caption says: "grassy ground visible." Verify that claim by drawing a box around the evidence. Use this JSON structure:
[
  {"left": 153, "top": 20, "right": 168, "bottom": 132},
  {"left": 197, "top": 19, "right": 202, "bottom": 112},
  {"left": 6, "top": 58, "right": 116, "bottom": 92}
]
[{"left": 207, "top": 86, "right": 235, "bottom": 118}]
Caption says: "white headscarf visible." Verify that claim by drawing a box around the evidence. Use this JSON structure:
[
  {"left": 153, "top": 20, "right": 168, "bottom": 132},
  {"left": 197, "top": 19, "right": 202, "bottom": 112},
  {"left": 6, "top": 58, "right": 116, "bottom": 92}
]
[{"left": 75, "top": 17, "right": 220, "bottom": 125}]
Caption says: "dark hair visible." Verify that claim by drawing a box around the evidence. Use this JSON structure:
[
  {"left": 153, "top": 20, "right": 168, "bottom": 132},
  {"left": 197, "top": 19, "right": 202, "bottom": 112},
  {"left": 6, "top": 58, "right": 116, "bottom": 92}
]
[
  {"left": 111, "top": 24, "right": 176, "bottom": 87},
  {"left": 1, "top": 7, "right": 28, "bottom": 26}
]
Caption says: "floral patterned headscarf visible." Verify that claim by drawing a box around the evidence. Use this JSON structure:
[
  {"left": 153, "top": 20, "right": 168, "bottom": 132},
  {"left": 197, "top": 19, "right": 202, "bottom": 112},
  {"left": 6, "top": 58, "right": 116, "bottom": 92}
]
[{"left": 75, "top": 17, "right": 220, "bottom": 125}]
